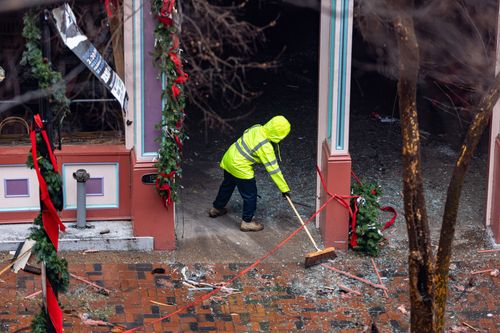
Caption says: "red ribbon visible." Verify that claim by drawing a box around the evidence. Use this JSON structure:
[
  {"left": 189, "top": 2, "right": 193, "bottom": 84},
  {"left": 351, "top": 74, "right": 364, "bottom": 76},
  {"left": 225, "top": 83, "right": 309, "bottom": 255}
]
[
  {"left": 155, "top": 171, "right": 176, "bottom": 207},
  {"left": 30, "top": 115, "right": 66, "bottom": 249},
  {"left": 102, "top": 0, "right": 118, "bottom": 18},
  {"left": 350, "top": 200, "right": 359, "bottom": 248},
  {"left": 174, "top": 135, "right": 183, "bottom": 152},
  {"left": 47, "top": 281, "right": 63, "bottom": 333},
  {"left": 169, "top": 52, "right": 181, "bottom": 70},
  {"left": 30, "top": 114, "right": 64, "bottom": 333},
  {"left": 171, "top": 84, "right": 181, "bottom": 98},
  {"left": 158, "top": 0, "right": 175, "bottom": 26},
  {"left": 168, "top": 52, "right": 188, "bottom": 99},
  {"left": 171, "top": 35, "right": 180, "bottom": 50},
  {"left": 380, "top": 206, "right": 397, "bottom": 231},
  {"left": 158, "top": 16, "right": 173, "bottom": 26},
  {"left": 175, "top": 72, "right": 188, "bottom": 84}
]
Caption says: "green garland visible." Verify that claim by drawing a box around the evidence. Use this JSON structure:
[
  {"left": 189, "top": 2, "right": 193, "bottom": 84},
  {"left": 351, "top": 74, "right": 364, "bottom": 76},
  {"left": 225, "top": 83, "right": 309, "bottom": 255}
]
[
  {"left": 31, "top": 310, "right": 48, "bottom": 333},
  {"left": 21, "top": 10, "right": 70, "bottom": 124},
  {"left": 21, "top": 9, "right": 70, "bottom": 331},
  {"left": 152, "top": 0, "right": 187, "bottom": 204},
  {"left": 350, "top": 181, "right": 384, "bottom": 257}
]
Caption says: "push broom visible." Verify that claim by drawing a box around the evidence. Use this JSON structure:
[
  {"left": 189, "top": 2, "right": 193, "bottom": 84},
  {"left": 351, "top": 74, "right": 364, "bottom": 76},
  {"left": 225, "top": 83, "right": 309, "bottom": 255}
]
[{"left": 285, "top": 196, "right": 337, "bottom": 268}]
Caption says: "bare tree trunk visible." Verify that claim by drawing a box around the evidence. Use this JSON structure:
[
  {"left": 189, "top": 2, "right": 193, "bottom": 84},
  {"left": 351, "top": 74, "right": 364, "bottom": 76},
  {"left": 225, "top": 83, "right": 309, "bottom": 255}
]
[
  {"left": 393, "top": 1, "right": 435, "bottom": 331},
  {"left": 434, "top": 72, "right": 500, "bottom": 331}
]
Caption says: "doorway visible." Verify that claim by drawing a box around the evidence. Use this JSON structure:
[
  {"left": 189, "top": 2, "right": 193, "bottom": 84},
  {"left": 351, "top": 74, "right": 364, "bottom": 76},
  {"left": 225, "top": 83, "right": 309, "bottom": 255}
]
[{"left": 175, "top": 2, "right": 322, "bottom": 263}]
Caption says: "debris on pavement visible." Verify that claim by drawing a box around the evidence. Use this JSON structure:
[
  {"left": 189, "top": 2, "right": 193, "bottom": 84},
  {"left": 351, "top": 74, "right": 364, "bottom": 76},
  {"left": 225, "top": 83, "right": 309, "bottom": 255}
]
[
  {"left": 316, "top": 286, "right": 334, "bottom": 296},
  {"left": 150, "top": 300, "right": 174, "bottom": 307},
  {"left": 370, "top": 258, "right": 389, "bottom": 298},
  {"left": 180, "top": 266, "right": 240, "bottom": 295},
  {"left": 0, "top": 247, "right": 33, "bottom": 278},
  {"left": 370, "top": 112, "right": 399, "bottom": 123},
  {"left": 477, "top": 249, "right": 500, "bottom": 253},
  {"left": 11, "top": 240, "right": 35, "bottom": 273},
  {"left": 70, "top": 273, "right": 111, "bottom": 296},
  {"left": 24, "top": 290, "right": 42, "bottom": 299},
  {"left": 78, "top": 312, "right": 125, "bottom": 332},
  {"left": 397, "top": 304, "right": 409, "bottom": 316},
  {"left": 321, "top": 262, "right": 388, "bottom": 291},
  {"left": 461, "top": 321, "right": 480, "bottom": 332},
  {"left": 337, "top": 283, "right": 362, "bottom": 296},
  {"left": 471, "top": 268, "right": 494, "bottom": 275},
  {"left": 448, "top": 325, "right": 470, "bottom": 332}
]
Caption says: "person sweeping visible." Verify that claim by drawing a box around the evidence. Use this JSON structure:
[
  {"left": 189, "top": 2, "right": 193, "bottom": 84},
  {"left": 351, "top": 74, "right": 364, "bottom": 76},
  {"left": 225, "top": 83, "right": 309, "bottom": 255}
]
[{"left": 208, "top": 115, "right": 291, "bottom": 232}]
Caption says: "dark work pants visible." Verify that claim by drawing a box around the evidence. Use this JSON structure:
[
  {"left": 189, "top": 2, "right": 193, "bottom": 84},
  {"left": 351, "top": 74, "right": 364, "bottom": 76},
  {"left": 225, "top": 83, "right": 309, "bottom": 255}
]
[{"left": 213, "top": 170, "right": 257, "bottom": 222}]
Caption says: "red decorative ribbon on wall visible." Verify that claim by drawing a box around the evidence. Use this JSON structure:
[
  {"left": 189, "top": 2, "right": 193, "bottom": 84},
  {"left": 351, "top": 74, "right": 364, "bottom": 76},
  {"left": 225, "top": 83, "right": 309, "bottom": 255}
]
[
  {"left": 30, "top": 114, "right": 65, "bottom": 333},
  {"left": 155, "top": 171, "right": 176, "bottom": 207}
]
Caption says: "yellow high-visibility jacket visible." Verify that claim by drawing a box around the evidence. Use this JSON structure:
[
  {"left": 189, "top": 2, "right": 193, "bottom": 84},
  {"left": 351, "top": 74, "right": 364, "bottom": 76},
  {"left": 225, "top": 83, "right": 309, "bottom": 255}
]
[{"left": 220, "top": 115, "right": 291, "bottom": 193}]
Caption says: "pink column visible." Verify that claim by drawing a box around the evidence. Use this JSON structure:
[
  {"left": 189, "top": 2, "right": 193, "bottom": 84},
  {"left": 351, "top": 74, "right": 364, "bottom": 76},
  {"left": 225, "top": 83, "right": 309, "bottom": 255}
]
[
  {"left": 131, "top": 150, "right": 175, "bottom": 250},
  {"left": 319, "top": 143, "right": 351, "bottom": 250},
  {"left": 125, "top": 0, "right": 176, "bottom": 250},
  {"left": 316, "top": 0, "right": 354, "bottom": 250}
]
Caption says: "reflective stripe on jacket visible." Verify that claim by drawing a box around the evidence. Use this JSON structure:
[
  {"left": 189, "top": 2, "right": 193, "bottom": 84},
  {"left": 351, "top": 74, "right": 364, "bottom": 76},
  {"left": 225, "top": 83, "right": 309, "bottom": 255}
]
[{"left": 220, "top": 116, "right": 290, "bottom": 193}]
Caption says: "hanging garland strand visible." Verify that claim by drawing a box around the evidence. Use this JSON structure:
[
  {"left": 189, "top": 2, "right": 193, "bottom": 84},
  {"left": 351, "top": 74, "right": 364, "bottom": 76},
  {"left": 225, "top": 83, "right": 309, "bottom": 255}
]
[
  {"left": 152, "top": 0, "right": 188, "bottom": 207},
  {"left": 21, "top": 10, "right": 71, "bottom": 126},
  {"left": 21, "top": 9, "right": 69, "bottom": 333}
]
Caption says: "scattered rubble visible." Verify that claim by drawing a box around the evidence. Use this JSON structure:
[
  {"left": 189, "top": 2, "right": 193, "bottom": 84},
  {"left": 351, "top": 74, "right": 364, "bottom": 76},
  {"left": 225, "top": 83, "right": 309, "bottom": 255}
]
[
  {"left": 180, "top": 266, "right": 240, "bottom": 296},
  {"left": 397, "top": 304, "right": 409, "bottom": 316},
  {"left": 70, "top": 273, "right": 111, "bottom": 296}
]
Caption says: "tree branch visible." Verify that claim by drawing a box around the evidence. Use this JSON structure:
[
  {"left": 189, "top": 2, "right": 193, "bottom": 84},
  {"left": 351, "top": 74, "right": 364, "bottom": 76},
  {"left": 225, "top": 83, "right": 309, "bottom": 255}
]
[{"left": 434, "top": 71, "right": 500, "bottom": 332}]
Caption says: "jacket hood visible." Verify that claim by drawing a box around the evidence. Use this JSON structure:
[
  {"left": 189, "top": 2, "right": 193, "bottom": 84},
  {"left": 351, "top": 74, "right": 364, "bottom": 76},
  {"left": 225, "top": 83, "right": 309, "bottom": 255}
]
[{"left": 262, "top": 115, "right": 291, "bottom": 143}]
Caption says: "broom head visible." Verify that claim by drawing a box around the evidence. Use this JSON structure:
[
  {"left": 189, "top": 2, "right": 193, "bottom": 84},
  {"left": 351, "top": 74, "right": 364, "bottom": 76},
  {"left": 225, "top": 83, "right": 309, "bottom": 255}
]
[{"left": 304, "top": 247, "right": 337, "bottom": 268}]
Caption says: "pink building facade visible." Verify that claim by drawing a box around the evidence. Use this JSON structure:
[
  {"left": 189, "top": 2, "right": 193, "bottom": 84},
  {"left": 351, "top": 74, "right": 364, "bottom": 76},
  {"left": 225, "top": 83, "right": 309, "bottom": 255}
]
[{"left": 0, "top": 0, "right": 499, "bottom": 248}]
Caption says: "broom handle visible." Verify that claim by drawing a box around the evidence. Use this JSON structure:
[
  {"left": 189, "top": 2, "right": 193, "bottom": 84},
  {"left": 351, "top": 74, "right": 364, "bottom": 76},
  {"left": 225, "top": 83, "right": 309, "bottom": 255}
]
[{"left": 286, "top": 196, "right": 320, "bottom": 251}]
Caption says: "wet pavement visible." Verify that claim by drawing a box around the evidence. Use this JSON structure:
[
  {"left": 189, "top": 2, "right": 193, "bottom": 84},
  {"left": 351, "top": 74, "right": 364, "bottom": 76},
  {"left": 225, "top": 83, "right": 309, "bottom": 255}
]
[{"left": 0, "top": 249, "right": 498, "bottom": 332}]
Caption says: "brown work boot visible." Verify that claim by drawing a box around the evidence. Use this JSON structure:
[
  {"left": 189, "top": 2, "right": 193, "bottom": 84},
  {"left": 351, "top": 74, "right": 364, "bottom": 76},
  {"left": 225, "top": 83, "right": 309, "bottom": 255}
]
[
  {"left": 208, "top": 207, "right": 227, "bottom": 218},
  {"left": 240, "top": 220, "right": 264, "bottom": 232}
]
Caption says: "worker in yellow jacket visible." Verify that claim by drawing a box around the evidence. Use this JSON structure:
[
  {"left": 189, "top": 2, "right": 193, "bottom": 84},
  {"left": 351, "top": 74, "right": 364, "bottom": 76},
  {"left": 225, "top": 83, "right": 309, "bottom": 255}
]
[{"left": 209, "top": 115, "right": 291, "bottom": 232}]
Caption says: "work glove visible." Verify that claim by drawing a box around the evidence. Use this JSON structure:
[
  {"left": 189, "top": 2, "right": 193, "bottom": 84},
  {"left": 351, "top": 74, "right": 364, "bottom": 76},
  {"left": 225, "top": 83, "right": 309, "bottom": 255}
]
[{"left": 282, "top": 192, "right": 291, "bottom": 200}]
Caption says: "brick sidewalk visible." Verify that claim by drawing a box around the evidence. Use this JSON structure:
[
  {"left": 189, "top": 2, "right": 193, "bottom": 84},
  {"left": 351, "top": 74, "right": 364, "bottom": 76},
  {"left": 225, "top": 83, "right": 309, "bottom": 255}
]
[{"left": 1, "top": 257, "right": 498, "bottom": 332}]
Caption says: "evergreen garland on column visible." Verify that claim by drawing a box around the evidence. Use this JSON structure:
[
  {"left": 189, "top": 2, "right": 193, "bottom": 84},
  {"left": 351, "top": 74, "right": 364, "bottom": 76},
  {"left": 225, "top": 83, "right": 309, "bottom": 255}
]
[
  {"left": 151, "top": 0, "right": 187, "bottom": 207},
  {"left": 21, "top": 9, "right": 70, "bottom": 332}
]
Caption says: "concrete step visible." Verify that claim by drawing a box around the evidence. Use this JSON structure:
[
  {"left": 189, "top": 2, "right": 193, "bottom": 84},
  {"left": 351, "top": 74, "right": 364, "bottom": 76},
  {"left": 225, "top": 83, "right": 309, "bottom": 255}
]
[{"left": 0, "top": 221, "right": 154, "bottom": 251}]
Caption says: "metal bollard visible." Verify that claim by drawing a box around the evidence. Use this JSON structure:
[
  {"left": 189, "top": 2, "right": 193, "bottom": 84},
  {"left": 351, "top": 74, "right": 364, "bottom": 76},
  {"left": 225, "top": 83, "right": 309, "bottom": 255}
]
[{"left": 72, "top": 169, "right": 90, "bottom": 229}]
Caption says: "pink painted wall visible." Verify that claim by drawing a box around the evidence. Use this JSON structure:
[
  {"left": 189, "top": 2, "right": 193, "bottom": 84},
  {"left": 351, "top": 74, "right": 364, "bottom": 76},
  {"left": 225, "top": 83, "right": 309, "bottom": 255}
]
[
  {"left": 491, "top": 137, "right": 500, "bottom": 242},
  {"left": 0, "top": 145, "right": 131, "bottom": 224}
]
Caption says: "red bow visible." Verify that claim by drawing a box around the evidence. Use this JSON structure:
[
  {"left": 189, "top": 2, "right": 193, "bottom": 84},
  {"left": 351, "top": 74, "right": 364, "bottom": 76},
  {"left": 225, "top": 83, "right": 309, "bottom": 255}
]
[
  {"left": 175, "top": 72, "right": 188, "bottom": 84},
  {"left": 168, "top": 51, "right": 188, "bottom": 98},
  {"left": 156, "top": 171, "right": 176, "bottom": 207},
  {"left": 169, "top": 52, "right": 181, "bottom": 69},
  {"left": 174, "top": 135, "right": 183, "bottom": 152},
  {"left": 172, "top": 84, "right": 181, "bottom": 98},
  {"left": 158, "top": 0, "right": 175, "bottom": 26}
]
